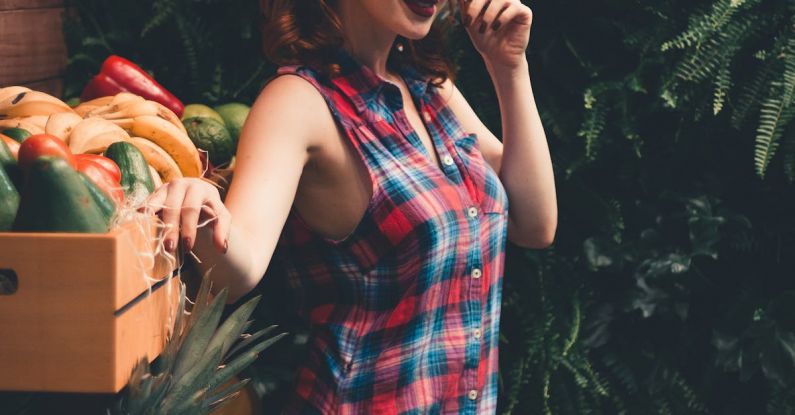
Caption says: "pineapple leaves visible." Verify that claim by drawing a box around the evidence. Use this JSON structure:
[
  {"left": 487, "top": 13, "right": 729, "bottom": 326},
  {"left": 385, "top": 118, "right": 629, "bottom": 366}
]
[{"left": 112, "top": 273, "right": 286, "bottom": 415}]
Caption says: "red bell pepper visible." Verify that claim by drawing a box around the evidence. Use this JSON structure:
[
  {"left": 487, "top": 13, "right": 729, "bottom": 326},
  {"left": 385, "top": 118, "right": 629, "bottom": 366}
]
[
  {"left": 74, "top": 154, "right": 122, "bottom": 183},
  {"left": 18, "top": 134, "right": 76, "bottom": 173},
  {"left": 80, "top": 55, "right": 185, "bottom": 117},
  {"left": 75, "top": 156, "right": 124, "bottom": 204}
]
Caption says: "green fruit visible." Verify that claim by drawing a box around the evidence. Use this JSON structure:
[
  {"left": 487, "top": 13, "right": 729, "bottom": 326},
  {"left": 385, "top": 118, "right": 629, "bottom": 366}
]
[
  {"left": 104, "top": 141, "right": 155, "bottom": 205},
  {"left": 2, "top": 128, "right": 31, "bottom": 143},
  {"left": 182, "top": 104, "right": 225, "bottom": 124},
  {"left": 214, "top": 102, "right": 250, "bottom": 146},
  {"left": 183, "top": 117, "right": 234, "bottom": 167},
  {"left": 78, "top": 172, "right": 117, "bottom": 226},
  {"left": 0, "top": 139, "right": 20, "bottom": 190},
  {"left": 0, "top": 159, "right": 20, "bottom": 231},
  {"left": 13, "top": 156, "right": 108, "bottom": 233}
]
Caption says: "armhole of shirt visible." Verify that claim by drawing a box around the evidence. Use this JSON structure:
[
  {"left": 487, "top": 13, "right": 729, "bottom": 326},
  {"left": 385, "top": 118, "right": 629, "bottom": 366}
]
[{"left": 270, "top": 65, "right": 382, "bottom": 248}]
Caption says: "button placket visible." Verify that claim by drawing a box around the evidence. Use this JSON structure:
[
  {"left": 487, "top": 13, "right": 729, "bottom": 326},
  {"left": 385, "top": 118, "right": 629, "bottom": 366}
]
[{"left": 463, "top": 205, "right": 484, "bottom": 405}]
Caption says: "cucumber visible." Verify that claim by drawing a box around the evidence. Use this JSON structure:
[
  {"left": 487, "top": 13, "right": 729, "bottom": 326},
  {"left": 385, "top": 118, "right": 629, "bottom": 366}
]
[
  {"left": 0, "top": 139, "right": 20, "bottom": 191},
  {"left": 13, "top": 156, "right": 108, "bottom": 233},
  {"left": 2, "top": 128, "right": 31, "bottom": 143},
  {"left": 79, "top": 172, "right": 117, "bottom": 226},
  {"left": 0, "top": 161, "right": 19, "bottom": 231},
  {"left": 104, "top": 141, "right": 155, "bottom": 205}
]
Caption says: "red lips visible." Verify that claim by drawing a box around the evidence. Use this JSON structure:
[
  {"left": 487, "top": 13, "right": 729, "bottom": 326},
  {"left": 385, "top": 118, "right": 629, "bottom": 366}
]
[{"left": 403, "top": 0, "right": 438, "bottom": 18}]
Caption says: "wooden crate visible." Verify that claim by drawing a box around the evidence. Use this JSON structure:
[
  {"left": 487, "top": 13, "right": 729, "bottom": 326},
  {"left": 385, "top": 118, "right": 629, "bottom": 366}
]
[
  {"left": 0, "top": 0, "right": 68, "bottom": 98},
  {"left": 0, "top": 217, "right": 181, "bottom": 393}
]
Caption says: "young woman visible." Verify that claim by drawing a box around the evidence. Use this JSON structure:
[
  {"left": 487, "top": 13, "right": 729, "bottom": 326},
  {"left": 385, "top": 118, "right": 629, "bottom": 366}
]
[{"left": 145, "top": 0, "right": 556, "bottom": 412}]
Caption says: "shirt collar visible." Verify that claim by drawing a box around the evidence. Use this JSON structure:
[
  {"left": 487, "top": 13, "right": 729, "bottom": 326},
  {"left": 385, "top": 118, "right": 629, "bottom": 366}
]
[{"left": 332, "top": 47, "right": 432, "bottom": 115}]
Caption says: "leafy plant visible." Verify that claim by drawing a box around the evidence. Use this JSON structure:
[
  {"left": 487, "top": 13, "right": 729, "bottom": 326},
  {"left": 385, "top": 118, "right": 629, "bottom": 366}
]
[{"left": 111, "top": 274, "right": 287, "bottom": 415}]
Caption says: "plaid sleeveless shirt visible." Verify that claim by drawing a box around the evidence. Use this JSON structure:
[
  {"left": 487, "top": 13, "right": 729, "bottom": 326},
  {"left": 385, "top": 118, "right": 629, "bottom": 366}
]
[{"left": 270, "top": 48, "right": 509, "bottom": 414}]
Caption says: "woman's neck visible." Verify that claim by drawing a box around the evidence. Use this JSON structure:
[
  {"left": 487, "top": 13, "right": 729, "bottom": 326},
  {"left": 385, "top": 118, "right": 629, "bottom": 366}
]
[{"left": 336, "top": 2, "right": 397, "bottom": 80}]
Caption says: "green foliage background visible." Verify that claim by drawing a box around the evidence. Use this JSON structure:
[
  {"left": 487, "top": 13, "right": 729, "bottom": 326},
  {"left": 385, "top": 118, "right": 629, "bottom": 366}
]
[{"left": 62, "top": 0, "right": 795, "bottom": 413}]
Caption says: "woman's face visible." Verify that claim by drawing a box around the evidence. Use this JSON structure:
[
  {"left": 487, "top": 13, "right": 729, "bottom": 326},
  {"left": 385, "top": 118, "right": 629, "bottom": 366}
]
[{"left": 354, "top": 0, "right": 446, "bottom": 40}]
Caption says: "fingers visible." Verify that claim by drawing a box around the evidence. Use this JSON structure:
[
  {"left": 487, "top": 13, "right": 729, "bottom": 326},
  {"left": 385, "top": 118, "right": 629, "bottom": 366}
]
[
  {"left": 160, "top": 181, "right": 188, "bottom": 253},
  {"left": 179, "top": 186, "right": 206, "bottom": 251},
  {"left": 494, "top": 2, "right": 531, "bottom": 29},
  {"left": 481, "top": 0, "right": 510, "bottom": 32},
  {"left": 205, "top": 197, "right": 231, "bottom": 254},
  {"left": 462, "top": 0, "right": 523, "bottom": 33},
  {"left": 462, "top": 0, "right": 488, "bottom": 27}
]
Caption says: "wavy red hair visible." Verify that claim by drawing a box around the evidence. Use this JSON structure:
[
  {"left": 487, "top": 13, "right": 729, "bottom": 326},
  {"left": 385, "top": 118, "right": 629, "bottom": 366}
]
[{"left": 259, "top": 0, "right": 457, "bottom": 86}]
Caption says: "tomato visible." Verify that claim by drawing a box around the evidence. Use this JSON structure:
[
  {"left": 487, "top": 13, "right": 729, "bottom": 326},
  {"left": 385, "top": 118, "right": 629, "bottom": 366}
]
[
  {"left": 76, "top": 158, "right": 124, "bottom": 204},
  {"left": 18, "top": 134, "right": 75, "bottom": 173},
  {"left": 74, "top": 154, "right": 122, "bottom": 183}
]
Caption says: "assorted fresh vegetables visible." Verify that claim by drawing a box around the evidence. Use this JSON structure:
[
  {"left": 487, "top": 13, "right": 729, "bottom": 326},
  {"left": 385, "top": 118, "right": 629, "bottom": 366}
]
[{"left": 0, "top": 55, "right": 250, "bottom": 234}]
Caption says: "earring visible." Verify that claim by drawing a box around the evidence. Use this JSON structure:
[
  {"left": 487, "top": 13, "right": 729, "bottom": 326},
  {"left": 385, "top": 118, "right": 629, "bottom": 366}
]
[{"left": 396, "top": 42, "right": 404, "bottom": 52}]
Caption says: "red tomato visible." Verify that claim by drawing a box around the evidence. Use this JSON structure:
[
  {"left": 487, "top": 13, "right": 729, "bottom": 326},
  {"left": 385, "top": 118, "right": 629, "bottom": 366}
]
[
  {"left": 18, "top": 134, "right": 75, "bottom": 173},
  {"left": 75, "top": 154, "right": 122, "bottom": 183},
  {"left": 76, "top": 160, "right": 125, "bottom": 204}
]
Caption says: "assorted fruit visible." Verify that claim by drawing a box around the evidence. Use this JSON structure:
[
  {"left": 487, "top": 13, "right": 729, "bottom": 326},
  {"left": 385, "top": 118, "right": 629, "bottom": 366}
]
[{"left": 0, "top": 55, "right": 251, "bottom": 233}]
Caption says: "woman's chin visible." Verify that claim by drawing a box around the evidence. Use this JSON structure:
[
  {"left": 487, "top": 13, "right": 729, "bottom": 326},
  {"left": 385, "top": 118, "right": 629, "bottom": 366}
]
[{"left": 400, "top": 26, "right": 433, "bottom": 40}]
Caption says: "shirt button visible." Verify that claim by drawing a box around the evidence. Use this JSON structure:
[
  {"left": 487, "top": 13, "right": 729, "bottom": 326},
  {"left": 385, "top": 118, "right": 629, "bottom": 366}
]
[
  {"left": 467, "top": 206, "right": 478, "bottom": 218},
  {"left": 442, "top": 154, "right": 454, "bottom": 166},
  {"left": 422, "top": 111, "right": 432, "bottom": 123},
  {"left": 472, "top": 268, "right": 482, "bottom": 279},
  {"left": 473, "top": 328, "right": 482, "bottom": 339},
  {"left": 468, "top": 389, "right": 478, "bottom": 400}
]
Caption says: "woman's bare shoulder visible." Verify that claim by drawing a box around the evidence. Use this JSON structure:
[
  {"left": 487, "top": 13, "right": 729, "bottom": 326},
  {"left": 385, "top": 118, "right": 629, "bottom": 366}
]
[{"left": 247, "top": 72, "right": 338, "bottom": 150}]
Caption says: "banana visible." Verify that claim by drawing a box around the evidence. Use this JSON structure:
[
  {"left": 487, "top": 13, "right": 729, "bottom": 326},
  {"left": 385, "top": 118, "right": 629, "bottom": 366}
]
[
  {"left": 73, "top": 96, "right": 115, "bottom": 117},
  {"left": 45, "top": 112, "right": 84, "bottom": 141},
  {"left": 148, "top": 164, "right": 164, "bottom": 188},
  {"left": 0, "top": 91, "right": 74, "bottom": 119},
  {"left": 87, "top": 98, "right": 187, "bottom": 135},
  {"left": 0, "top": 116, "right": 47, "bottom": 135},
  {"left": 113, "top": 115, "right": 201, "bottom": 177},
  {"left": 149, "top": 100, "right": 187, "bottom": 135},
  {"left": 68, "top": 117, "right": 130, "bottom": 154},
  {"left": 0, "top": 86, "right": 31, "bottom": 103},
  {"left": 80, "top": 96, "right": 115, "bottom": 107},
  {"left": 129, "top": 136, "right": 184, "bottom": 183},
  {"left": 75, "top": 130, "right": 130, "bottom": 154},
  {"left": 111, "top": 92, "right": 145, "bottom": 107}
]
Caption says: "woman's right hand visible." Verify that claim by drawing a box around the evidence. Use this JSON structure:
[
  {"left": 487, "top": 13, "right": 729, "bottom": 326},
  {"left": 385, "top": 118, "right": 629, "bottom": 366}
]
[{"left": 142, "top": 177, "right": 231, "bottom": 255}]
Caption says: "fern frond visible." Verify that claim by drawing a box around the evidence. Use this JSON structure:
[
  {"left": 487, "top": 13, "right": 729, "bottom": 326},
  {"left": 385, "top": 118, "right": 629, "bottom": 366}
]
[
  {"left": 713, "top": 59, "right": 732, "bottom": 115},
  {"left": 141, "top": 0, "right": 178, "bottom": 37},
  {"left": 578, "top": 96, "right": 610, "bottom": 161},
  {"left": 754, "top": 34, "right": 795, "bottom": 178},
  {"left": 660, "top": 0, "right": 755, "bottom": 52}
]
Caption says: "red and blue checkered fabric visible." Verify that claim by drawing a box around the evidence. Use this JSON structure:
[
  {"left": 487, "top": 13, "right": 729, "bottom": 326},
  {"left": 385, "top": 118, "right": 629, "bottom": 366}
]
[{"left": 270, "top": 48, "right": 509, "bottom": 414}]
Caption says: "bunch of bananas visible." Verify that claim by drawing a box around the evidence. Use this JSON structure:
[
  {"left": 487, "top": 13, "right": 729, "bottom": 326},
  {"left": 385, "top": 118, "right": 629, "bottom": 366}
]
[{"left": 0, "top": 87, "right": 202, "bottom": 183}]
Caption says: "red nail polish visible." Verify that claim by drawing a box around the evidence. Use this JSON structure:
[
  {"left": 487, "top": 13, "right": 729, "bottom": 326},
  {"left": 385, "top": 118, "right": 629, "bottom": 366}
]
[
  {"left": 479, "top": 21, "right": 487, "bottom": 34},
  {"left": 165, "top": 239, "right": 175, "bottom": 252},
  {"left": 183, "top": 237, "right": 192, "bottom": 251}
]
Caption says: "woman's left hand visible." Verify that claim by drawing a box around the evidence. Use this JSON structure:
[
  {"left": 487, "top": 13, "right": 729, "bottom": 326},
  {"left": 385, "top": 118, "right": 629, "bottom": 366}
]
[{"left": 457, "top": 0, "right": 533, "bottom": 71}]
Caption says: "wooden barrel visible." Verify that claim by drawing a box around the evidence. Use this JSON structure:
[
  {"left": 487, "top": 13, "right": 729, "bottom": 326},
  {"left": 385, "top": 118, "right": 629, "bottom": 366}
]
[{"left": 0, "top": 0, "right": 68, "bottom": 98}]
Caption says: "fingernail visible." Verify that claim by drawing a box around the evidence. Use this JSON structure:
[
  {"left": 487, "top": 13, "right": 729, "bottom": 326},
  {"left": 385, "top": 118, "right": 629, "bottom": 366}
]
[
  {"left": 479, "top": 21, "right": 487, "bottom": 34},
  {"left": 165, "top": 239, "right": 175, "bottom": 252},
  {"left": 223, "top": 239, "right": 229, "bottom": 254},
  {"left": 183, "top": 237, "right": 192, "bottom": 251},
  {"left": 492, "top": 21, "right": 501, "bottom": 31}
]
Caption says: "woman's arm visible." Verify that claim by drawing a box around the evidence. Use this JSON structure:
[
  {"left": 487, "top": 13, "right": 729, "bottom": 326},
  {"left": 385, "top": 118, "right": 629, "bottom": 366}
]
[
  {"left": 146, "top": 74, "right": 329, "bottom": 302},
  {"left": 451, "top": 0, "right": 557, "bottom": 249}
]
